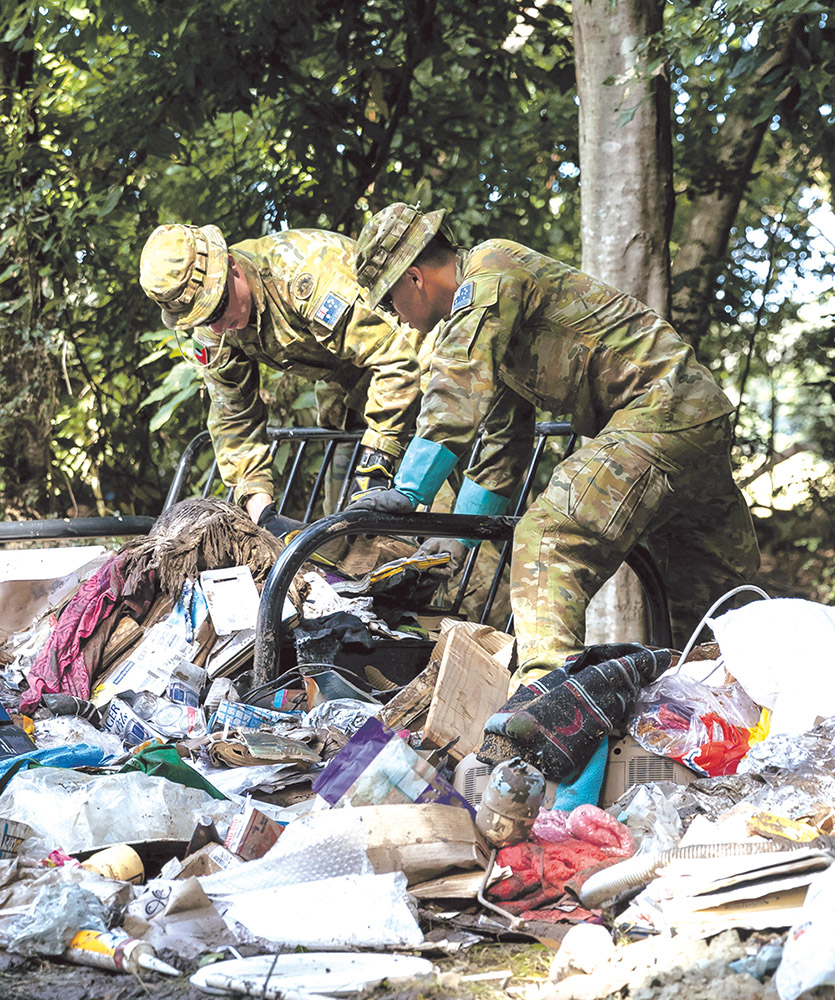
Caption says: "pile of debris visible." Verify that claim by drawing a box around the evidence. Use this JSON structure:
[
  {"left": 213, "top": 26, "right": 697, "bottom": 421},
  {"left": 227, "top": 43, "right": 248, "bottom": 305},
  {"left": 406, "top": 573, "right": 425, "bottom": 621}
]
[{"left": 0, "top": 499, "right": 834, "bottom": 1000}]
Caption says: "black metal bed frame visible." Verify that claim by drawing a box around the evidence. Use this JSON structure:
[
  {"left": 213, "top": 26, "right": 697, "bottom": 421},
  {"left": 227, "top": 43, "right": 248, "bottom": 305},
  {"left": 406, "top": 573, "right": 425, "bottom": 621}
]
[{"left": 0, "top": 422, "right": 672, "bottom": 685}]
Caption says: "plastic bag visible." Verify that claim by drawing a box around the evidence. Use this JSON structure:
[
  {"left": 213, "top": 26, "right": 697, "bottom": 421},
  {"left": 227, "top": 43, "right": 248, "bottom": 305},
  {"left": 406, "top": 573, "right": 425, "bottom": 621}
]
[
  {"left": 222, "top": 871, "right": 423, "bottom": 949},
  {"left": 629, "top": 670, "right": 765, "bottom": 777},
  {"left": 4, "top": 882, "right": 107, "bottom": 956},
  {"left": 0, "top": 767, "right": 238, "bottom": 853},
  {"left": 33, "top": 716, "right": 123, "bottom": 759},
  {"left": 312, "top": 717, "right": 473, "bottom": 812},
  {"left": 775, "top": 863, "right": 835, "bottom": 999},
  {"left": 710, "top": 598, "right": 835, "bottom": 736},
  {"left": 532, "top": 804, "right": 633, "bottom": 857}
]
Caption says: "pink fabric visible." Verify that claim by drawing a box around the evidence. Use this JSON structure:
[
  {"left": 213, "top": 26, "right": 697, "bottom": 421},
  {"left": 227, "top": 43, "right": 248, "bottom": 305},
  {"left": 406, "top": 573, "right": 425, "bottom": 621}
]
[
  {"left": 532, "top": 804, "right": 634, "bottom": 857},
  {"left": 566, "top": 803, "right": 634, "bottom": 858},
  {"left": 20, "top": 554, "right": 128, "bottom": 713}
]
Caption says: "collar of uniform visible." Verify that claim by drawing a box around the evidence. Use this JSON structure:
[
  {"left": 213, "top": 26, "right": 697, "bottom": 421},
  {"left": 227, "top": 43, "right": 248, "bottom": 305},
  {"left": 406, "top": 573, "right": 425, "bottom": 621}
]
[
  {"left": 231, "top": 249, "right": 266, "bottom": 329},
  {"left": 454, "top": 247, "right": 470, "bottom": 285}
]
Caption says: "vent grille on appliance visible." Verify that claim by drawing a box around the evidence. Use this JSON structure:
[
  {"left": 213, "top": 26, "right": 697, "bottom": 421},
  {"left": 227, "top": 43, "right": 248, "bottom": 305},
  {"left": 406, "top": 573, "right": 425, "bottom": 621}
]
[
  {"left": 463, "top": 764, "right": 492, "bottom": 805},
  {"left": 628, "top": 754, "right": 677, "bottom": 785}
]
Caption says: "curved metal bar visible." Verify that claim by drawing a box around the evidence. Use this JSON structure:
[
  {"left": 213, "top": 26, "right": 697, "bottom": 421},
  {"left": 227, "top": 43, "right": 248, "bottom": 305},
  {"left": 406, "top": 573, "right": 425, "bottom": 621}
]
[
  {"left": 0, "top": 516, "right": 156, "bottom": 541},
  {"left": 254, "top": 514, "right": 672, "bottom": 686},
  {"left": 164, "top": 429, "right": 212, "bottom": 509},
  {"left": 253, "top": 509, "right": 518, "bottom": 686},
  {"left": 623, "top": 544, "right": 673, "bottom": 648}
]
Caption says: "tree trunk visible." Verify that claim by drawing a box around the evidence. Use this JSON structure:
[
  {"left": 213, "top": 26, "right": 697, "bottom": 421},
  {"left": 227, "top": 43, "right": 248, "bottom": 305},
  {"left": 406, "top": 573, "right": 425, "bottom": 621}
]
[
  {"left": 574, "top": 0, "right": 673, "bottom": 316},
  {"left": 573, "top": 0, "right": 672, "bottom": 645}
]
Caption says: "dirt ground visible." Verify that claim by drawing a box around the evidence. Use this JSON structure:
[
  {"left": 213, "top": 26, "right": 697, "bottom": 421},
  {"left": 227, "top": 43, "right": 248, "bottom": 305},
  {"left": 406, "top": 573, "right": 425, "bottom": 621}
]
[{"left": 0, "top": 942, "right": 550, "bottom": 1000}]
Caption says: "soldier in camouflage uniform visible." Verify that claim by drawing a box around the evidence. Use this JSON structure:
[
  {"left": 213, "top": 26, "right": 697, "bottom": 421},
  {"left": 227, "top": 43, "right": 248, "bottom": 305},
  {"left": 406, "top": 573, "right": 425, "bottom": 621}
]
[
  {"left": 139, "top": 223, "right": 422, "bottom": 532},
  {"left": 351, "top": 203, "right": 760, "bottom": 685}
]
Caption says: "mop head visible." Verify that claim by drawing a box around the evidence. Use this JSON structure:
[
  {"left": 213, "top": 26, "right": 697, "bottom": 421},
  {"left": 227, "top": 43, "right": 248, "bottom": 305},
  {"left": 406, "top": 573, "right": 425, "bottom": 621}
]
[{"left": 122, "top": 497, "right": 284, "bottom": 598}]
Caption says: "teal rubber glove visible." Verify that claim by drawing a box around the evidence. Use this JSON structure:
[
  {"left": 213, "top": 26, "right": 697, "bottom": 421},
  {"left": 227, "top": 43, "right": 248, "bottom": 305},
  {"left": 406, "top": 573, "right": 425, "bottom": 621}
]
[
  {"left": 452, "top": 476, "right": 511, "bottom": 547},
  {"left": 393, "top": 437, "right": 459, "bottom": 507}
]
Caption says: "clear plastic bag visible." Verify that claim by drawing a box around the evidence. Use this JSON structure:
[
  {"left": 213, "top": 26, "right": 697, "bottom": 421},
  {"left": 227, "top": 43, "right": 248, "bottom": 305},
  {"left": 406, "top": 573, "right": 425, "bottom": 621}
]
[{"left": 629, "top": 671, "right": 764, "bottom": 777}]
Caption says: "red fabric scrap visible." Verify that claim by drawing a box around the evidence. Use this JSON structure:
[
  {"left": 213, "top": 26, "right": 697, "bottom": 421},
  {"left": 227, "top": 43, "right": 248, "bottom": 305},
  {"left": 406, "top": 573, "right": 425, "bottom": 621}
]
[
  {"left": 20, "top": 553, "right": 148, "bottom": 712},
  {"left": 487, "top": 839, "right": 618, "bottom": 915}
]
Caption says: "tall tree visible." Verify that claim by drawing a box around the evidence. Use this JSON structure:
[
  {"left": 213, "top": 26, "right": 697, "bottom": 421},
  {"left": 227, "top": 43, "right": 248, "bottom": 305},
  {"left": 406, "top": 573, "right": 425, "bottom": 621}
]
[
  {"left": 574, "top": 0, "right": 673, "bottom": 314},
  {"left": 573, "top": 0, "right": 672, "bottom": 642},
  {"left": 0, "top": 0, "right": 832, "bottom": 534}
]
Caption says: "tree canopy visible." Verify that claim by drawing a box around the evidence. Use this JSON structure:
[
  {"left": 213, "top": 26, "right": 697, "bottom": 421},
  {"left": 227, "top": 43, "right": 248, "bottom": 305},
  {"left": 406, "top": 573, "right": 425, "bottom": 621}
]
[{"left": 1, "top": 0, "right": 833, "bottom": 594}]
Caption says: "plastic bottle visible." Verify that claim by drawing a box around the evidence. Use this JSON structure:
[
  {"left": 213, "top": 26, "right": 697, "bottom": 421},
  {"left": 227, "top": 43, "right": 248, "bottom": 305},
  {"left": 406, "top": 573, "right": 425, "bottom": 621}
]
[{"left": 64, "top": 928, "right": 180, "bottom": 977}]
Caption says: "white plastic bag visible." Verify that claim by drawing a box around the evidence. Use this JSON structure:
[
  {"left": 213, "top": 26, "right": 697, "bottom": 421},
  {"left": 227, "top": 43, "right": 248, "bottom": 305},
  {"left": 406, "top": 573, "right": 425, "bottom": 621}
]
[
  {"left": 710, "top": 598, "right": 835, "bottom": 736},
  {"left": 222, "top": 871, "right": 423, "bottom": 949},
  {"left": 0, "top": 768, "right": 238, "bottom": 853},
  {"left": 775, "top": 863, "right": 835, "bottom": 999}
]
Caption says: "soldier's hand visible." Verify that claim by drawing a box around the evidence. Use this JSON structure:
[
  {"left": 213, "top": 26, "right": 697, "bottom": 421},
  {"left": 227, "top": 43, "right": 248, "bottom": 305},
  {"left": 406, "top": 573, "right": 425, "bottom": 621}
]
[
  {"left": 257, "top": 502, "right": 307, "bottom": 539},
  {"left": 346, "top": 448, "right": 396, "bottom": 504},
  {"left": 414, "top": 536, "right": 469, "bottom": 578},
  {"left": 347, "top": 488, "right": 416, "bottom": 514}
]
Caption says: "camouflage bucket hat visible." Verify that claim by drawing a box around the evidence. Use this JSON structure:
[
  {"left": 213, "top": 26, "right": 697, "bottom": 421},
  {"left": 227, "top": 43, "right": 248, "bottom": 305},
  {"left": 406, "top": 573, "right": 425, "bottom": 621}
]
[
  {"left": 355, "top": 203, "right": 448, "bottom": 309},
  {"left": 139, "top": 223, "right": 228, "bottom": 330}
]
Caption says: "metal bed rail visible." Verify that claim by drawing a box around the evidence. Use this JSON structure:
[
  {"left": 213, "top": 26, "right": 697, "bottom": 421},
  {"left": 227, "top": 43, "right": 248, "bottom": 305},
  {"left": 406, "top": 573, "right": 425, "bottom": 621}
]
[
  {"left": 163, "top": 426, "right": 367, "bottom": 521},
  {"left": 251, "top": 508, "right": 672, "bottom": 687}
]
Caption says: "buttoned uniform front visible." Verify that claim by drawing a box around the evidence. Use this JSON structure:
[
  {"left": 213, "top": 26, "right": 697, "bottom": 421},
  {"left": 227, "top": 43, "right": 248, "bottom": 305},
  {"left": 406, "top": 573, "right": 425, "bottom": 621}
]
[
  {"left": 192, "top": 230, "right": 422, "bottom": 505},
  {"left": 394, "top": 238, "right": 760, "bottom": 680}
]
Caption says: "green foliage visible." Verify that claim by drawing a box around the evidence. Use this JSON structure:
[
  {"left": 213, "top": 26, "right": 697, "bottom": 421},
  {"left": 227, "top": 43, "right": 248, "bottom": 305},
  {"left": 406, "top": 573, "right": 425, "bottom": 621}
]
[
  {"left": 0, "top": 0, "right": 580, "bottom": 516},
  {"left": 0, "top": 0, "right": 833, "bottom": 530}
]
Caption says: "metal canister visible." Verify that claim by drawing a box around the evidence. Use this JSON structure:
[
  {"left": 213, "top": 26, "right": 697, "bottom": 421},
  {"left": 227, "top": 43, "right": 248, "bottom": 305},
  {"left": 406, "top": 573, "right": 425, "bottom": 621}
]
[{"left": 475, "top": 757, "right": 546, "bottom": 848}]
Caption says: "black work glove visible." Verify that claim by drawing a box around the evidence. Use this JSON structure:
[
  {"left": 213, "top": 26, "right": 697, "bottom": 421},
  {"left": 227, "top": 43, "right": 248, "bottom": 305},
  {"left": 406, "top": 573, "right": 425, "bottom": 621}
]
[
  {"left": 414, "top": 537, "right": 469, "bottom": 578},
  {"left": 347, "top": 488, "right": 416, "bottom": 514},
  {"left": 257, "top": 502, "right": 307, "bottom": 539},
  {"left": 346, "top": 448, "right": 396, "bottom": 504}
]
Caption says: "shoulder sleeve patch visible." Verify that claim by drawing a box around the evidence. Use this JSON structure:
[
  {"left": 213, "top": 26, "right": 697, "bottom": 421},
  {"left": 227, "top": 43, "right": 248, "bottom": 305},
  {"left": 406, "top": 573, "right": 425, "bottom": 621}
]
[
  {"left": 451, "top": 281, "right": 474, "bottom": 313},
  {"left": 313, "top": 290, "right": 350, "bottom": 329},
  {"left": 293, "top": 272, "right": 315, "bottom": 300}
]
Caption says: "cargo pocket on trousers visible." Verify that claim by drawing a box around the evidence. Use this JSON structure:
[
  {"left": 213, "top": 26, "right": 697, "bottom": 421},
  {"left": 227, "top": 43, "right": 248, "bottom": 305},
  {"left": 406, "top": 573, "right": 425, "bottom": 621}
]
[{"left": 564, "top": 441, "right": 672, "bottom": 546}]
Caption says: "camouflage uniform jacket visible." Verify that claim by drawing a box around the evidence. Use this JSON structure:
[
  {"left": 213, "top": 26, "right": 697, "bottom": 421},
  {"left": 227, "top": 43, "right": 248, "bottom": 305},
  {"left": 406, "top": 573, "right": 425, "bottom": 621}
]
[
  {"left": 193, "top": 230, "right": 421, "bottom": 504},
  {"left": 417, "top": 240, "right": 733, "bottom": 495}
]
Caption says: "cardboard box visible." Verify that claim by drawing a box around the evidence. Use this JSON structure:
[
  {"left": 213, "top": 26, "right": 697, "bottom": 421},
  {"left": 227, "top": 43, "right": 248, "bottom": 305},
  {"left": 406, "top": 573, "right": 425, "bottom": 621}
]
[
  {"left": 422, "top": 622, "right": 515, "bottom": 760},
  {"left": 224, "top": 803, "right": 285, "bottom": 861},
  {"left": 175, "top": 842, "right": 244, "bottom": 879},
  {"left": 362, "top": 803, "right": 487, "bottom": 884}
]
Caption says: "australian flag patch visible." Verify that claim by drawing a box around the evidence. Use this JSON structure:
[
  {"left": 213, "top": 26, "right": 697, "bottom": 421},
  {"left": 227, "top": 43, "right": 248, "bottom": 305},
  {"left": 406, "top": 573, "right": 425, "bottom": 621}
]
[
  {"left": 195, "top": 345, "right": 211, "bottom": 366},
  {"left": 451, "top": 281, "right": 474, "bottom": 313},
  {"left": 313, "top": 291, "right": 350, "bottom": 329}
]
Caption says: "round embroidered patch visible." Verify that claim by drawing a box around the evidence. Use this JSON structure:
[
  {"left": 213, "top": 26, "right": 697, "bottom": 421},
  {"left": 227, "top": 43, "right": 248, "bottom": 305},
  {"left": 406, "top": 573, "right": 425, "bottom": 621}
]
[{"left": 293, "top": 272, "right": 314, "bottom": 300}]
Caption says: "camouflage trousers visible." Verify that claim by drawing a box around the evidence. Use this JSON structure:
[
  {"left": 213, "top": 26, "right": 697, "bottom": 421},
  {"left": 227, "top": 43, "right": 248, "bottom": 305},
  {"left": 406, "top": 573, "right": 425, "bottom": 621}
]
[{"left": 510, "top": 415, "right": 760, "bottom": 683}]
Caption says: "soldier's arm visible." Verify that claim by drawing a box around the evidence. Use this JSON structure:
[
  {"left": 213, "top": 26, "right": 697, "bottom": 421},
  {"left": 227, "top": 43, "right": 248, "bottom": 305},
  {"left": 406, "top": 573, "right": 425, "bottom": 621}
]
[
  {"left": 196, "top": 332, "right": 274, "bottom": 506},
  {"left": 415, "top": 270, "right": 530, "bottom": 468},
  {"left": 465, "top": 383, "right": 536, "bottom": 496},
  {"left": 341, "top": 304, "right": 422, "bottom": 459},
  {"left": 292, "top": 263, "right": 421, "bottom": 460}
]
